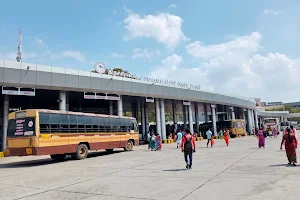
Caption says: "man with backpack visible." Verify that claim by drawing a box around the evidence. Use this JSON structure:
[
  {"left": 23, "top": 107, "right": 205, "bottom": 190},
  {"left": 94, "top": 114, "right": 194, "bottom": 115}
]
[{"left": 181, "top": 129, "right": 196, "bottom": 169}]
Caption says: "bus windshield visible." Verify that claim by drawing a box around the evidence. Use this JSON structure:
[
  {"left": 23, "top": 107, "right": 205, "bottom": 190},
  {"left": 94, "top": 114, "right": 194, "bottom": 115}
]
[
  {"left": 7, "top": 117, "right": 36, "bottom": 137},
  {"left": 264, "top": 119, "right": 276, "bottom": 124},
  {"left": 233, "top": 121, "right": 245, "bottom": 128}
]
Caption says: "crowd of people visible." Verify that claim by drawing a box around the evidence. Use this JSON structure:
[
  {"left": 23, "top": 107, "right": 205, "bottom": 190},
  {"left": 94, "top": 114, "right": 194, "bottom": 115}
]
[{"left": 146, "top": 124, "right": 298, "bottom": 168}]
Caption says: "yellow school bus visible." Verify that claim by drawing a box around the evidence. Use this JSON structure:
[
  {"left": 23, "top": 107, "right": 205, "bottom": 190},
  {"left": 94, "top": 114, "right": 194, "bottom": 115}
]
[{"left": 5, "top": 109, "right": 139, "bottom": 161}]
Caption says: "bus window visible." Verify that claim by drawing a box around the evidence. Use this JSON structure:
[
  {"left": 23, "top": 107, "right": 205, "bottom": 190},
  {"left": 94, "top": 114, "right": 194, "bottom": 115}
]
[
  {"left": 60, "top": 114, "right": 69, "bottom": 133},
  {"left": 69, "top": 115, "right": 78, "bottom": 133},
  {"left": 103, "top": 117, "right": 110, "bottom": 132},
  {"left": 50, "top": 114, "right": 60, "bottom": 133},
  {"left": 92, "top": 116, "right": 99, "bottom": 132},
  {"left": 39, "top": 113, "right": 50, "bottom": 133},
  {"left": 77, "top": 115, "right": 85, "bottom": 132},
  {"left": 99, "top": 117, "right": 106, "bottom": 132},
  {"left": 7, "top": 117, "right": 36, "bottom": 137},
  {"left": 84, "top": 116, "right": 93, "bottom": 133}
]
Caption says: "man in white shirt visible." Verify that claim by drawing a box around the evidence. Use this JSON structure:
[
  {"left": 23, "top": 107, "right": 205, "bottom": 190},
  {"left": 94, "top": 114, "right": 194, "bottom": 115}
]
[{"left": 206, "top": 128, "right": 213, "bottom": 148}]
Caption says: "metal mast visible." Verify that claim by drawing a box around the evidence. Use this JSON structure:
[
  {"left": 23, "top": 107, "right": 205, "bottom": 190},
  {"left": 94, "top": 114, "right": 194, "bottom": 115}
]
[{"left": 16, "top": 29, "right": 23, "bottom": 62}]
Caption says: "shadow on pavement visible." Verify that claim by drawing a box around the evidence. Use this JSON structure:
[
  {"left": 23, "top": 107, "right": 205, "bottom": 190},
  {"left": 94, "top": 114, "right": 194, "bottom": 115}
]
[
  {"left": 0, "top": 150, "right": 123, "bottom": 168},
  {"left": 269, "top": 164, "right": 299, "bottom": 167},
  {"left": 162, "top": 169, "right": 187, "bottom": 172}
]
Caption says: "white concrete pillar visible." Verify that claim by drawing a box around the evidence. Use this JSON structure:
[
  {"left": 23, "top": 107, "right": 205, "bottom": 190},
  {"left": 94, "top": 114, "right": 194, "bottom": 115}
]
[
  {"left": 254, "top": 110, "right": 259, "bottom": 129},
  {"left": 59, "top": 91, "right": 67, "bottom": 111},
  {"left": 231, "top": 107, "right": 235, "bottom": 120},
  {"left": 117, "top": 95, "right": 123, "bottom": 117},
  {"left": 251, "top": 110, "right": 255, "bottom": 131},
  {"left": 188, "top": 103, "right": 194, "bottom": 134},
  {"left": 194, "top": 103, "right": 199, "bottom": 131},
  {"left": 160, "top": 99, "right": 166, "bottom": 140},
  {"left": 141, "top": 100, "right": 146, "bottom": 137},
  {"left": 247, "top": 109, "right": 253, "bottom": 133},
  {"left": 172, "top": 100, "right": 178, "bottom": 132},
  {"left": 145, "top": 102, "right": 149, "bottom": 134},
  {"left": 211, "top": 104, "right": 217, "bottom": 136},
  {"left": 109, "top": 101, "right": 113, "bottom": 115},
  {"left": 2, "top": 95, "right": 9, "bottom": 151},
  {"left": 183, "top": 105, "right": 187, "bottom": 129},
  {"left": 155, "top": 99, "right": 161, "bottom": 136}
]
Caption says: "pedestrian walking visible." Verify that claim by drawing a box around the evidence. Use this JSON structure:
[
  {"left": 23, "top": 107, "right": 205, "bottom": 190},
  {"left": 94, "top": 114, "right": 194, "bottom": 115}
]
[
  {"left": 272, "top": 128, "right": 277, "bottom": 138},
  {"left": 176, "top": 130, "right": 182, "bottom": 149},
  {"left": 206, "top": 128, "right": 213, "bottom": 148},
  {"left": 155, "top": 133, "right": 162, "bottom": 151},
  {"left": 181, "top": 129, "right": 196, "bottom": 169},
  {"left": 149, "top": 133, "right": 156, "bottom": 151},
  {"left": 280, "top": 128, "right": 297, "bottom": 166},
  {"left": 224, "top": 129, "right": 229, "bottom": 146},
  {"left": 257, "top": 128, "right": 265, "bottom": 148}
]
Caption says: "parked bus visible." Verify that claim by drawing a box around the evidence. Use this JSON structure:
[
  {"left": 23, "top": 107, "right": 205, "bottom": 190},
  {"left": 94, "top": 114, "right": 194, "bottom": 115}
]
[
  {"left": 263, "top": 118, "right": 279, "bottom": 135},
  {"left": 199, "top": 119, "right": 246, "bottom": 138},
  {"left": 5, "top": 109, "right": 139, "bottom": 161}
]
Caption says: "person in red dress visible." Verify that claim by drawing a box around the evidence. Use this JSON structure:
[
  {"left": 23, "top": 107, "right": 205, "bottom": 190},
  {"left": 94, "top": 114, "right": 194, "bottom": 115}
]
[{"left": 280, "top": 128, "right": 297, "bottom": 166}]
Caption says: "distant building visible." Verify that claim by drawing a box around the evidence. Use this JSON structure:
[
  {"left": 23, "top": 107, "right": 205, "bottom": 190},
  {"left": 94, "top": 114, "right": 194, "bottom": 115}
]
[{"left": 284, "top": 102, "right": 300, "bottom": 108}]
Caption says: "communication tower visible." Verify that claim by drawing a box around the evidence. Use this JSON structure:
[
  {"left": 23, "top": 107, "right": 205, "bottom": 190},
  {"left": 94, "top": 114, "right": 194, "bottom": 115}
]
[{"left": 16, "top": 29, "right": 23, "bottom": 62}]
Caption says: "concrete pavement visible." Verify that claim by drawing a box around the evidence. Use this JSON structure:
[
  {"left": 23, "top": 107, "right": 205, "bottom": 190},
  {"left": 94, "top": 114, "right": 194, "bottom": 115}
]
[{"left": 0, "top": 133, "right": 300, "bottom": 200}]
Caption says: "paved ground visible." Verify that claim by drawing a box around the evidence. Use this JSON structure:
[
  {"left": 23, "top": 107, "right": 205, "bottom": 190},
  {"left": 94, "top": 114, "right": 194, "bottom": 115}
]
[{"left": 1, "top": 133, "right": 300, "bottom": 200}]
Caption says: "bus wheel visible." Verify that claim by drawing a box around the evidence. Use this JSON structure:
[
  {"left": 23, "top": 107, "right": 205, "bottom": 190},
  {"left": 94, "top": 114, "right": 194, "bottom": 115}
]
[
  {"left": 74, "top": 144, "right": 88, "bottom": 160},
  {"left": 50, "top": 154, "right": 66, "bottom": 161},
  {"left": 105, "top": 149, "right": 114, "bottom": 153},
  {"left": 124, "top": 140, "right": 133, "bottom": 151}
]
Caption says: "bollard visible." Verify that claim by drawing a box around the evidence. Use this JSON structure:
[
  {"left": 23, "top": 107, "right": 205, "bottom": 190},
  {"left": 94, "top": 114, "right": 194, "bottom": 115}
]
[{"left": 0, "top": 152, "right": 4, "bottom": 158}]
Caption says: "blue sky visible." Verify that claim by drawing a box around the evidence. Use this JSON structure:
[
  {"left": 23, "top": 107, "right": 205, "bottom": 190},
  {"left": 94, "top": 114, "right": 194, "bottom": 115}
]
[{"left": 1, "top": 0, "right": 300, "bottom": 102}]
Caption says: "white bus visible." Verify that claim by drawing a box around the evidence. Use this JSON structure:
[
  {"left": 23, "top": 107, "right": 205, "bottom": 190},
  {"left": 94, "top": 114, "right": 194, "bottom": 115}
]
[{"left": 263, "top": 118, "right": 279, "bottom": 135}]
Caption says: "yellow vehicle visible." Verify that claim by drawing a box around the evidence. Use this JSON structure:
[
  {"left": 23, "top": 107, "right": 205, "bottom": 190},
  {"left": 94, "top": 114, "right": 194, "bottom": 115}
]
[
  {"left": 5, "top": 109, "right": 139, "bottom": 161},
  {"left": 229, "top": 119, "right": 246, "bottom": 137},
  {"left": 199, "top": 119, "right": 246, "bottom": 138}
]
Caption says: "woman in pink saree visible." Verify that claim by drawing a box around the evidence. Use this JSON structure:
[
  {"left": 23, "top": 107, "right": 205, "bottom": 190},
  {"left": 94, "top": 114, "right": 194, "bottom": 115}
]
[
  {"left": 272, "top": 128, "right": 278, "bottom": 138},
  {"left": 258, "top": 128, "right": 265, "bottom": 148}
]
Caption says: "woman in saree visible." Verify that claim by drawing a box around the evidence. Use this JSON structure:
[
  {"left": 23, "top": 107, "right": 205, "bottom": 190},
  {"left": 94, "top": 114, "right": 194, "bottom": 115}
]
[
  {"left": 149, "top": 133, "right": 156, "bottom": 151},
  {"left": 223, "top": 129, "right": 229, "bottom": 146},
  {"left": 155, "top": 133, "right": 162, "bottom": 151},
  {"left": 280, "top": 128, "right": 297, "bottom": 166},
  {"left": 257, "top": 128, "right": 265, "bottom": 148},
  {"left": 272, "top": 128, "right": 278, "bottom": 138}
]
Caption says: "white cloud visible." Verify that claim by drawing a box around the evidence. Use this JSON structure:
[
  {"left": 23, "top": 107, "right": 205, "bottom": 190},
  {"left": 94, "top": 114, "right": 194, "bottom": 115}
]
[
  {"left": 111, "top": 53, "right": 125, "bottom": 58},
  {"left": 62, "top": 50, "right": 85, "bottom": 61},
  {"left": 168, "top": 4, "right": 177, "bottom": 9},
  {"left": 148, "top": 32, "right": 300, "bottom": 102},
  {"left": 186, "top": 32, "right": 261, "bottom": 59},
  {"left": 263, "top": 9, "right": 283, "bottom": 15},
  {"left": 132, "top": 48, "right": 160, "bottom": 60},
  {"left": 35, "top": 38, "right": 43, "bottom": 45},
  {"left": 124, "top": 12, "right": 188, "bottom": 48}
]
